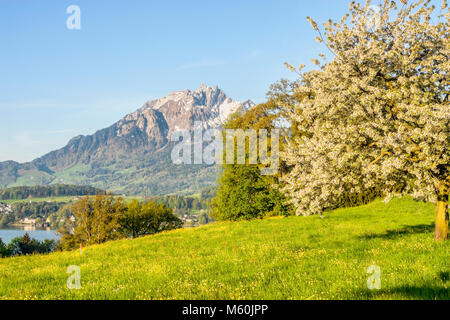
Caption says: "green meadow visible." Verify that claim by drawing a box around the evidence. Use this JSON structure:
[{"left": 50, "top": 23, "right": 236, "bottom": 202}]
[{"left": 0, "top": 197, "right": 448, "bottom": 300}]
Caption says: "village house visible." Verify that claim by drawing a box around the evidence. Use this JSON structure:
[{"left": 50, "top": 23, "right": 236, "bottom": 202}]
[{"left": 21, "top": 217, "right": 38, "bottom": 225}]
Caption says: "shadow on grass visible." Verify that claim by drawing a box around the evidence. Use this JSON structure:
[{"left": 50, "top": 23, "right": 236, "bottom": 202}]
[
  {"left": 438, "top": 271, "right": 449, "bottom": 282},
  {"left": 354, "top": 283, "right": 449, "bottom": 300},
  {"left": 360, "top": 223, "right": 434, "bottom": 240}
]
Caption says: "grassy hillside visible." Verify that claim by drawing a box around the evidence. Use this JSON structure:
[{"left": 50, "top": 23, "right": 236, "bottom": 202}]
[{"left": 0, "top": 198, "right": 448, "bottom": 300}]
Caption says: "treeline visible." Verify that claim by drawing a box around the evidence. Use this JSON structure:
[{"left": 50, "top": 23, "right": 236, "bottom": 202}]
[
  {"left": 148, "top": 187, "right": 215, "bottom": 226},
  {"left": 58, "top": 194, "right": 182, "bottom": 250},
  {"left": 0, "top": 202, "right": 69, "bottom": 229},
  {"left": 0, "top": 233, "right": 55, "bottom": 258},
  {"left": 1, "top": 194, "right": 185, "bottom": 256},
  {"left": 0, "top": 187, "right": 216, "bottom": 229},
  {"left": 11, "top": 202, "right": 62, "bottom": 219},
  {"left": 0, "top": 184, "right": 105, "bottom": 200},
  {"left": 149, "top": 187, "right": 215, "bottom": 211}
]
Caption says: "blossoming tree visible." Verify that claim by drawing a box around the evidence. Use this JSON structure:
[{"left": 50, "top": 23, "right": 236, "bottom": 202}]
[{"left": 283, "top": 0, "right": 449, "bottom": 240}]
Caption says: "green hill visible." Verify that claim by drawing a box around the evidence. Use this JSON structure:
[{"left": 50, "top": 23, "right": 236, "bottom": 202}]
[{"left": 0, "top": 198, "right": 448, "bottom": 300}]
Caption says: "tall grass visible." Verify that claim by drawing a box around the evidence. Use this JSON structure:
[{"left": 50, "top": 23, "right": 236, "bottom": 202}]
[{"left": 0, "top": 197, "right": 448, "bottom": 300}]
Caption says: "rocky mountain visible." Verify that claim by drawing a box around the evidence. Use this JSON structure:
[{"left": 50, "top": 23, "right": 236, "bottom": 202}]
[{"left": 0, "top": 85, "right": 254, "bottom": 195}]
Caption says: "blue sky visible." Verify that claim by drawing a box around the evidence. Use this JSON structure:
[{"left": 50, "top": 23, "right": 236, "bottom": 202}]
[{"left": 0, "top": 0, "right": 424, "bottom": 162}]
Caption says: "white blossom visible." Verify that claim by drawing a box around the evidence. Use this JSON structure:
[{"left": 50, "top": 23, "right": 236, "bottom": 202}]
[{"left": 282, "top": 0, "right": 449, "bottom": 216}]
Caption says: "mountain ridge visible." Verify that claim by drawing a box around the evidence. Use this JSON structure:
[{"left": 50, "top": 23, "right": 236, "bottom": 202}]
[{"left": 0, "top": 85, "right": 254, "bottom": 195}]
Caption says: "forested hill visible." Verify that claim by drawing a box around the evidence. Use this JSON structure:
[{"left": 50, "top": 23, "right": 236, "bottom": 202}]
[{"left": 0, "top": 185, "right": 106, "bottom": 200}]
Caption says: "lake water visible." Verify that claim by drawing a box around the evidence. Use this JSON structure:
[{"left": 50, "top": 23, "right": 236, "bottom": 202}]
[{"left": 0, "top": 227, "right": 59, "bottom": 245}]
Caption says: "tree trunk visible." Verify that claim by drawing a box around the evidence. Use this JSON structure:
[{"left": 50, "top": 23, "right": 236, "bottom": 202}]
[{"left": 434, "top": 183, "right": 449, "bottom": 241}]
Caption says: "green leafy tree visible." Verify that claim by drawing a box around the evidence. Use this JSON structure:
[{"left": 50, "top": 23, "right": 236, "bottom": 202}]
[
  {"left": 211, "top": 103, "right": 292, "bottom": 221},
  {"left": 119, "top": 200, "right": 182, "bottom": 238},
  {"left": 58, "top": 194, "right": 126, "bottom": 249},
  {"left": 211, "top": 165, "right": 289, "bottom": 221}
]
